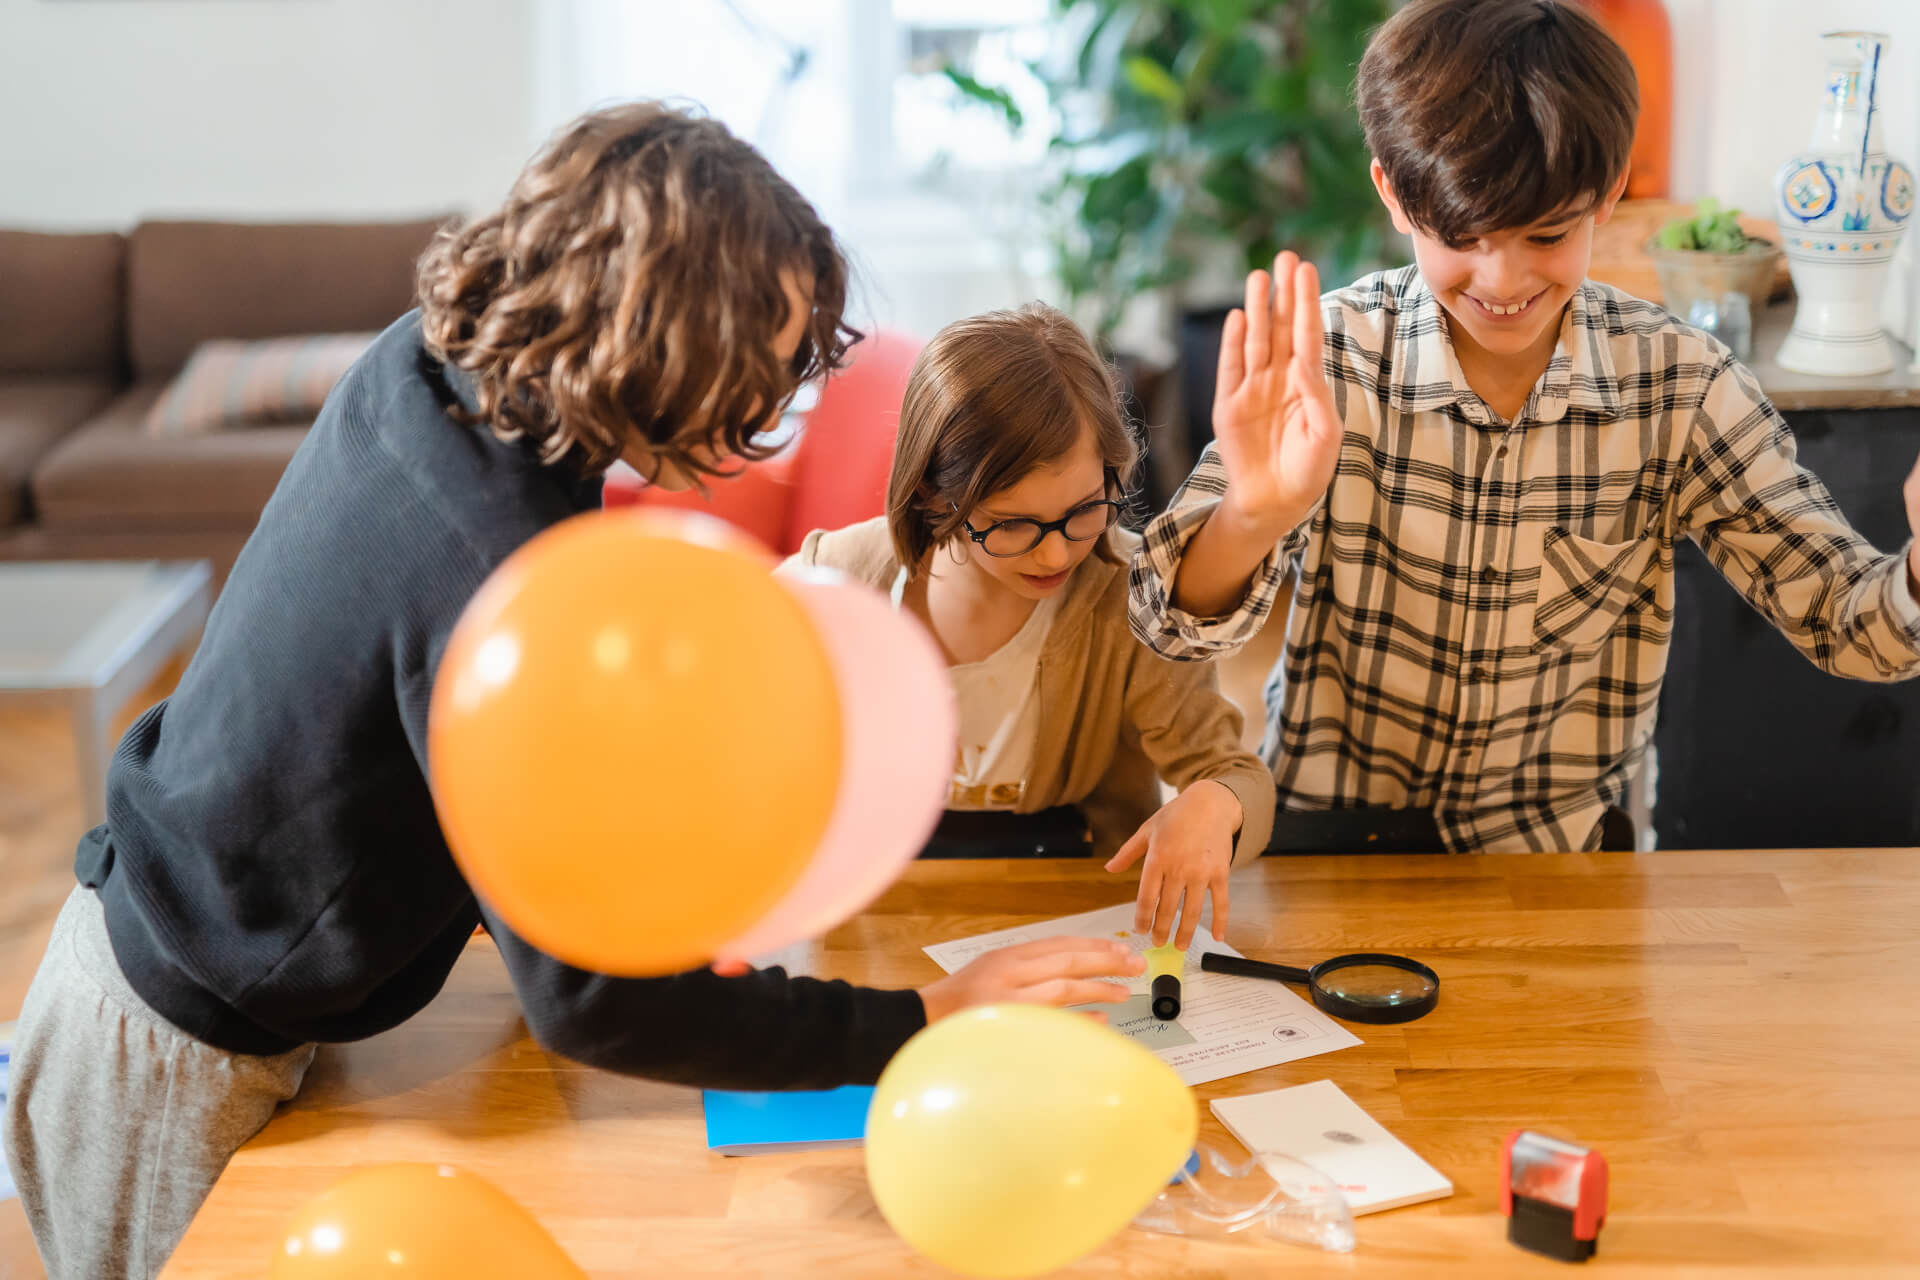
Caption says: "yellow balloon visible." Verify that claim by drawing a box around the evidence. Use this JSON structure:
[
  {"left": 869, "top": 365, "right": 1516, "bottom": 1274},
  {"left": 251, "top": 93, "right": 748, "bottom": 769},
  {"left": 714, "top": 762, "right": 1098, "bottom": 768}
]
[{"left": 866, "top": 1004, "right": 1196, "bottom": 1278}]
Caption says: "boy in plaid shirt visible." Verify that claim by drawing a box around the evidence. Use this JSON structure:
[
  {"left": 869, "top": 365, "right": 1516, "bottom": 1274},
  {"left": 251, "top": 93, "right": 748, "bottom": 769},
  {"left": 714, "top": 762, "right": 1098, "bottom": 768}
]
[{"left": 1130, "top": 0, "right": 1920, "bottom": 853}]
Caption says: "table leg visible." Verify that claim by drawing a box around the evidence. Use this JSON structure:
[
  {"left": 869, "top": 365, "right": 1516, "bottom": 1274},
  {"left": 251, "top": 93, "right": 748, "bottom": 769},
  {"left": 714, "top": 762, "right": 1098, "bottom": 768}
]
[{"left": 69, "top": 692, "right": 109, "bottom": 829}]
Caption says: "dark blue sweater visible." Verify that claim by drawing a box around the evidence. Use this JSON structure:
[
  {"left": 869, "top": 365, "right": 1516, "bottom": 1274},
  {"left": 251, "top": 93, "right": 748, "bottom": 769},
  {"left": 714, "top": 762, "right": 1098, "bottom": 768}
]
[{"left": 77, "top": 311, "right": 924, "bottom": 1087}]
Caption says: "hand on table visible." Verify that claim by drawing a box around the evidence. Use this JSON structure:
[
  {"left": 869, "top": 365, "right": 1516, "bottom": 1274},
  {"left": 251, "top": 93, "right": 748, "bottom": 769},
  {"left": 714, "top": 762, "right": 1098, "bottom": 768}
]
[
  {"left": 710, "top": 938, "right": 1141, "bottom": 1027},
  {"left": 1106, "top": 779, "right": 1242, "bottom": 948},
  {"left": 918, "top": 937, "right": 1143, "bottom": 1024}
]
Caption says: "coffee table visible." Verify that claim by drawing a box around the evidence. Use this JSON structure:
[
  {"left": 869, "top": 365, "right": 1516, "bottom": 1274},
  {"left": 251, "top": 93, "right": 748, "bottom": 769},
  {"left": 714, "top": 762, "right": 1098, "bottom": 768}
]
[{"left": 0, "top": 561, "right": 213, "bottom": 825}]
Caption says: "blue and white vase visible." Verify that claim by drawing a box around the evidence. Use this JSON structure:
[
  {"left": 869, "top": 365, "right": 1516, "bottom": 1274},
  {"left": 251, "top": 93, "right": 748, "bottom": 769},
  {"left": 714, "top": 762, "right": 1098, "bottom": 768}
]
[{"left": 1774, "top": 31, "right": 1914, "bottom": 376}]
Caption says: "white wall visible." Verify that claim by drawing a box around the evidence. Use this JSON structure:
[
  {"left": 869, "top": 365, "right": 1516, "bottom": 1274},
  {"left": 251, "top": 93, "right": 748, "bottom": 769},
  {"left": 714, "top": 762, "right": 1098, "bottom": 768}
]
[
  {"left": 0, "top": 0, "right": 1029, "bottom": 340},
  {"left": 529, "top": 0, "right": 1042, "bottom": 343},
  {"left": 2, "top": 0, "right": 1914, "bottom": 343},
  {"left": 531, "top": 0, "right": 864, "bottom": 234},
  {"left": 1666, "top": 0, "right": 1920, "bottom": 339},
  {"left": 1668, "top": 0, "right": 1919, "bottom": 213},
  {"left": 0, "top": 0, "right": 540, "bottom": 230}
]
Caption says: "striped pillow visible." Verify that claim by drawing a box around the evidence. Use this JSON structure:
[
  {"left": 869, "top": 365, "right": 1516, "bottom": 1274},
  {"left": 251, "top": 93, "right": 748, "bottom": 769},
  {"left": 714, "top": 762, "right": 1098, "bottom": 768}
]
[{"left": 144, "top": 332, "right": 375, "bottom": 436}]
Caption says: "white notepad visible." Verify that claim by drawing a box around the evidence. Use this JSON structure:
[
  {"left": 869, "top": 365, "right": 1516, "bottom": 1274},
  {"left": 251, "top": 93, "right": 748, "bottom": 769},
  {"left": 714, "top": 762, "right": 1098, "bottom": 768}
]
[{"left": 1210, "top": 1079, "right": 1453, "bottom": 1214}]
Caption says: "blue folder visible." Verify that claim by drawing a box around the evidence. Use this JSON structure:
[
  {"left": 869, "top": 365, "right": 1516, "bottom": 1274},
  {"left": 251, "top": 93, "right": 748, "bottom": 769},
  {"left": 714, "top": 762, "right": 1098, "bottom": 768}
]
[{"left": 702, "top": 1085, "right": 875, "bottom": 1156}]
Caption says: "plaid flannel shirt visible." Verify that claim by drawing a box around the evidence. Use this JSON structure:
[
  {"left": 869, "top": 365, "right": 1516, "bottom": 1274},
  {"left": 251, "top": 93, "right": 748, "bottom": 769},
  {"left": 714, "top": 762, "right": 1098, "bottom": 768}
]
[{"left": 1130, "top": 266, "right": 1920, "bottom": 852}]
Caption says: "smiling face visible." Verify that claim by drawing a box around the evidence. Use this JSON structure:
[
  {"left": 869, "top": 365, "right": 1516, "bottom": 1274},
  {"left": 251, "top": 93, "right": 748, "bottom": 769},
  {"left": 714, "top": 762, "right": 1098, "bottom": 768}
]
[
  {"left": 1373, "top": 160, "right": 1627, "bottom": 368},
  {"left": 1354, "top": 0, "right": 1643, "bottom": 382},
  {"left": 955, "top": 428, "right": 1111, "bottom": 601}
]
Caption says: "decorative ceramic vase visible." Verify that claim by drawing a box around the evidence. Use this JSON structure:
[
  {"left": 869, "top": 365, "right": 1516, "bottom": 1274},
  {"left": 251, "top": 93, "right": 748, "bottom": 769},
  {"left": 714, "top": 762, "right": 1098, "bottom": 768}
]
[{"left": 1774, "top": 31, "right": 1915, "bottom": 375}]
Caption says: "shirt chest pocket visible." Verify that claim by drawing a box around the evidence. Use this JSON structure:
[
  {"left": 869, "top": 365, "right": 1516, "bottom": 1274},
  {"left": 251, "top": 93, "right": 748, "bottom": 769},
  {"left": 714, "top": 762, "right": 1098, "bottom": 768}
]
[{"left": 1531, "top": 528, "right": 1663, "bottom": 654}]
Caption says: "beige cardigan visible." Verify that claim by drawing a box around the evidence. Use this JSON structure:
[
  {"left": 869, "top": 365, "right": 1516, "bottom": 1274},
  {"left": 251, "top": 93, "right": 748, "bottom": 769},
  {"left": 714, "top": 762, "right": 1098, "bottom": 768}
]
[{"left": 788, "top": 519, "right": 1275, "bottom": 864}]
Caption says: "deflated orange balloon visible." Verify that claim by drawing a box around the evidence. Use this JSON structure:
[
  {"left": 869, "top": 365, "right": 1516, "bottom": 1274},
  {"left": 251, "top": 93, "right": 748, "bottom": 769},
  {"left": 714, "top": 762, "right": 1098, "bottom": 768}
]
[
  {"left": 269, "top": 1164, "right": 585, "bottom": 1277},
  {"left": 429, "top": 508, "right": 842, "bottom": 976}
]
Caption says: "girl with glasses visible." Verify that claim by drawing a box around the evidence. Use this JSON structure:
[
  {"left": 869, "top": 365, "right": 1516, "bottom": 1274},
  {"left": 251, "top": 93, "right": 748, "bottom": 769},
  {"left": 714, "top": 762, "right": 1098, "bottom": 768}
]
[{"left": 787, "top": 303, "right": 1274, "bottom": 949}]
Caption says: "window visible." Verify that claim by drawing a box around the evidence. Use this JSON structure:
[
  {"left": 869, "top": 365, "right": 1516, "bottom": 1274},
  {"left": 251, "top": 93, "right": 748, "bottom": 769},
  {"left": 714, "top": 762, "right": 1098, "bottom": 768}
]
[{"left": 889, "top": 0, "right": 1053, "bottom": 190}]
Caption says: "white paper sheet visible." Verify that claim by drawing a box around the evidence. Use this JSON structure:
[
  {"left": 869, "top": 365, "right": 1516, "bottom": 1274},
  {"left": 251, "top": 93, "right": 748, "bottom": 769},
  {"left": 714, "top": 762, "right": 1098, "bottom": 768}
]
[{"left": 922, "top": 902, "right": 1361, "bottom": 1086}]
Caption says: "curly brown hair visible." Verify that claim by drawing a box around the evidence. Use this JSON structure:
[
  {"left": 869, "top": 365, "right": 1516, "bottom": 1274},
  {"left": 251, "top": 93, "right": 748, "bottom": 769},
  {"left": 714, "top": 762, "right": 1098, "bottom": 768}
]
[
  {"left": 887, "top": 303, "right": 1140, "bottom": 572},
  {"left": 417, "top": 101, "right": 859, "bottom": 475}
]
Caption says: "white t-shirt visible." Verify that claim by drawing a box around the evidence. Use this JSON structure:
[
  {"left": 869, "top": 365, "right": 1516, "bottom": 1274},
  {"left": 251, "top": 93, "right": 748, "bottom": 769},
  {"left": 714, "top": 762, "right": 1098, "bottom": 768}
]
[{"left": 892, "top": 570, "right": 1060, "bottom": 811}]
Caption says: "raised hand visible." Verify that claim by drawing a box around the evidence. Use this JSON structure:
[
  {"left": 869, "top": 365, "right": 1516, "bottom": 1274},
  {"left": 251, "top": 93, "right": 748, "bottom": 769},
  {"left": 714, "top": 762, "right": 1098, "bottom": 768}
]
[{"left": 1210, "top": 251, "right": 1342, "bottom": 540}]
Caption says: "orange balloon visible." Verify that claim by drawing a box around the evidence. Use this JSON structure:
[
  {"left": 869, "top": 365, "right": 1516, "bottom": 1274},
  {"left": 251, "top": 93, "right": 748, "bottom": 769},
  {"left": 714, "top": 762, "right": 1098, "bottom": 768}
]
[
  {"left": 269, "top": 1163, "right": 585, "bottom": 1278},
  {"left": 429, "top": 508, "right": 842, "bottom": 976},
  {"left": 613, "top": 504, "right": 778, "bottom": 565}
]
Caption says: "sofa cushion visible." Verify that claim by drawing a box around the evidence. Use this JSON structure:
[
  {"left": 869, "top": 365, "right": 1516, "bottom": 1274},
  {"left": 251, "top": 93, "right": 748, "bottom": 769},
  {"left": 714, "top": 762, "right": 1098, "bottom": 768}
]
[
  {"left": 145, "top": 332, "right": 376, "bottom": 437},
  {"left": 32, "top": 384, "right": 308, "bottom": 530},
  {"left": 0, "top": 230, "right": 126, "bottom": 378},
  {"left": 127, "top": 218, "right": 448, "bottom": 380},
  {"left": 0, "top": 377, "right": 120, "bottom": 527}
]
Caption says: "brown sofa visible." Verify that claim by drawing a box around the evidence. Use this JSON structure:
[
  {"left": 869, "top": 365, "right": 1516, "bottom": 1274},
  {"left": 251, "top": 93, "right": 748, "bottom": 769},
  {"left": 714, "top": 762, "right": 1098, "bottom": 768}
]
[{"left": 0, "top": 217, "right": 448, "bottom": 581}]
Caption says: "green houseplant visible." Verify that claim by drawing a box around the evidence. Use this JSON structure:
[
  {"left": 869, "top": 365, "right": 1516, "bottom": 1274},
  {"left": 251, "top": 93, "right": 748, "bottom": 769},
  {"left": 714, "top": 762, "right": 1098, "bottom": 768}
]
[
  {"left": 1646, "top": 197, "right": 1783, "bottom": 330},
  {"left": 949, "top": 0, "right": 1398, "bottom": 472}
]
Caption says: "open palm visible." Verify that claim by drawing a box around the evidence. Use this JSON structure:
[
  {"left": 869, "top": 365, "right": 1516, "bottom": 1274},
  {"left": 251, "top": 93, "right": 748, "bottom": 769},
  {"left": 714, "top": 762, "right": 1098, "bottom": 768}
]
[{"left": 1211, "top": 252, "right": 1343, "bottom": 535}]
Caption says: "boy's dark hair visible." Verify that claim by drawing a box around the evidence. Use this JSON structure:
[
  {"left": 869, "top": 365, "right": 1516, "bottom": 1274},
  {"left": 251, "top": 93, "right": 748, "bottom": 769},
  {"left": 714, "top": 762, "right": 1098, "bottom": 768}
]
[
  {"left": 887, "top": 303, "right": 1140, "bottom": 572},
  {"left": 1357, "top": 0, "right": 1638, "bottom": 243},
  {"left": 416, "top": 102, "right": 858, "bottom": 475}
]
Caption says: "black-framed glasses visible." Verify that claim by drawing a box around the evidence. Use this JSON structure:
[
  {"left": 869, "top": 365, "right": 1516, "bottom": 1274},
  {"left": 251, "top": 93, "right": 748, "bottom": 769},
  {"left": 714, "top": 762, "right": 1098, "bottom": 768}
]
[{"left": 958, "top": 488, "right": 1126, "bottom": 558}]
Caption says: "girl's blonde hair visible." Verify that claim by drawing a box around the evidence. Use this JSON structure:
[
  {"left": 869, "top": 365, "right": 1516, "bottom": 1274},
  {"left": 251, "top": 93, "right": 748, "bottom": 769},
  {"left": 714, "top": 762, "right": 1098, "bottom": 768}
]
[{"left": 887, "top": 303, "right": 1139, "bottom": 571}]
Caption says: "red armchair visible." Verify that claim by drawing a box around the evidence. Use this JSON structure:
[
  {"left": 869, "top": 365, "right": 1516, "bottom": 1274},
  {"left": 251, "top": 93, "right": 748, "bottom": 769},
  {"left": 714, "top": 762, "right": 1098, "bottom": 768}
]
[{"left": 602, "top": 330, "right": 923, "bottom": 555}]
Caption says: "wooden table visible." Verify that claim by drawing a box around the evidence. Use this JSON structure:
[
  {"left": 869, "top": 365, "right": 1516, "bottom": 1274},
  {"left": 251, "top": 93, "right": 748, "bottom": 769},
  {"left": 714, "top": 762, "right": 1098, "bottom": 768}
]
[{"left": 163, "top": 851, "right": 1920, "bottom": 1277}]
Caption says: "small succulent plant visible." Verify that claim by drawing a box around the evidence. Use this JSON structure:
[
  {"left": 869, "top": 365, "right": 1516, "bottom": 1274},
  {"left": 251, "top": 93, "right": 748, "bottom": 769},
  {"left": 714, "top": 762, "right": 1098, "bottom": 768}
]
[{"left": 1655, "top": 197, "right": 1753, "bottom": 252}]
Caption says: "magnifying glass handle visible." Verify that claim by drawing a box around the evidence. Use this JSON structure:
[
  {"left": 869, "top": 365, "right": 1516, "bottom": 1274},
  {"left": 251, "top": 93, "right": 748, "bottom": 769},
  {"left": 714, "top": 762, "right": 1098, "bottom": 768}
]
[{"left": 1200, "top": 953, "right": 1314, "bottom": 985}]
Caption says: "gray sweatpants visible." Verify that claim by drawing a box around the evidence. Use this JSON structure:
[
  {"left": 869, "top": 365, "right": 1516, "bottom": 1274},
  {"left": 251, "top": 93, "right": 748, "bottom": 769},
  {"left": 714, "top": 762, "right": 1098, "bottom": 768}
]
[{"left": 1, "top": 887, "right": 315, "bottom": 1279}]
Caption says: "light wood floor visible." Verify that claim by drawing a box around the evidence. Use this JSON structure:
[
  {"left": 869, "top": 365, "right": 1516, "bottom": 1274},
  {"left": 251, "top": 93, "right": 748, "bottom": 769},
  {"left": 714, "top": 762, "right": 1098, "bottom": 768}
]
[{"left": 0, "top": 658, "right": 185, "bottom": 1280}]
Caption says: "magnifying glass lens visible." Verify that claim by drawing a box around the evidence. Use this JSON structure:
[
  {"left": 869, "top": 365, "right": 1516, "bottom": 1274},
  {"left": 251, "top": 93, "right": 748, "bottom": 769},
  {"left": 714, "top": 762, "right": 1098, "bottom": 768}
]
[
  {"left": 1198, "top": 950, "right": 1439, "bottom": 1024},
  {"left": 1319, "top": 962, "right": 1436, "bottom": 1009}
]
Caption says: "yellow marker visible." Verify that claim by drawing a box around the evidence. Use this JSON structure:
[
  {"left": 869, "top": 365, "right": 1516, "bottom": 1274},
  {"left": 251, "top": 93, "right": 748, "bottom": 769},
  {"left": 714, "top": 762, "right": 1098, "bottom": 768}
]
[{"left": 1144, "top": 943, "right": 1185, "bottom": 1020}]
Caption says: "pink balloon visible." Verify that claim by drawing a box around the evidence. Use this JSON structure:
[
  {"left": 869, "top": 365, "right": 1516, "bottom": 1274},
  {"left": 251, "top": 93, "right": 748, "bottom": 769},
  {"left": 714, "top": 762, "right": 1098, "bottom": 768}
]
[{"left": 720, "top": 568, "right": 955, "bottom": 958}]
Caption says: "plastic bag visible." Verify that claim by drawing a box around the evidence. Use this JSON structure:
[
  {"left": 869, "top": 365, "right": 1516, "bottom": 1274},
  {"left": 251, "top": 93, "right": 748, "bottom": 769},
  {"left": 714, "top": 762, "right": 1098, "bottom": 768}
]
[{"left": 1132, "top": 1146, "right": 1356, "bottom": 1253}]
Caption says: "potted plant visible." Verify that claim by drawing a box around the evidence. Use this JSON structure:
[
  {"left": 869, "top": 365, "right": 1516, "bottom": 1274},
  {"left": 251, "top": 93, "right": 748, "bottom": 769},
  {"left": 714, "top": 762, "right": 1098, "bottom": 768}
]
[
  {"left": 1647, "top": 198, "right": 1784, "bottom": 329},
  {"left": 947, "top": 0, "right": 1399, "bottom": 495}
]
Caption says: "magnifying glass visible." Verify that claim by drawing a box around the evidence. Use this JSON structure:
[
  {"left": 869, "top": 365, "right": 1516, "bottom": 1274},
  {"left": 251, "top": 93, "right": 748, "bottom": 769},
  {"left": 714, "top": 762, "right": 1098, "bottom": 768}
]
[{"left": 1200, "top": 951, "right": 1439, "bottom": 1024}]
